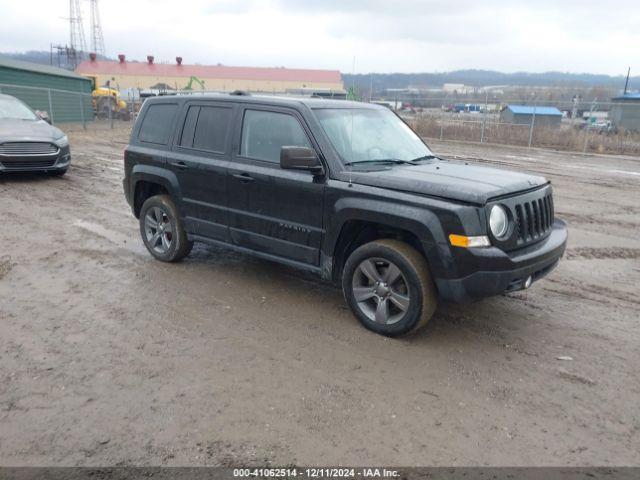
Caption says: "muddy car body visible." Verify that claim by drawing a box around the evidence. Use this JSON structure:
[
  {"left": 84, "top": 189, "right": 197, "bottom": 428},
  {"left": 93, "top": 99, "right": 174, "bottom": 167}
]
[{"left": 123, "top": 94, "right": 567, "bottom": 336}]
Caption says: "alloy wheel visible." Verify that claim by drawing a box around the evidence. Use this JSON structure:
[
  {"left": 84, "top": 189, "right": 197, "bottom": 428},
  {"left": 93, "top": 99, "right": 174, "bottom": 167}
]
[
  {"left": 352, "top": 257, "right": 410, "bottom": 325},
  {"left": 144, "top": 206, "right": 174, "bottom": 254}
]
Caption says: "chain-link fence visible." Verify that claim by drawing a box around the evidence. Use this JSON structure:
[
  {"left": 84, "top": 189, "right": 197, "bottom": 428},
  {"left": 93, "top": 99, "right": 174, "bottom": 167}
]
[
  {"left": 388, "top": 95, "right": 640, "bottom": 155},
  {"left": 0, "top": 83, "right": 96, "bottom": 129},
  {"left": 0, "top": 82, "right": 140, "bottom": 133},
  {"left": 3, "top": 82, "right": 638, "bottom": 155}
]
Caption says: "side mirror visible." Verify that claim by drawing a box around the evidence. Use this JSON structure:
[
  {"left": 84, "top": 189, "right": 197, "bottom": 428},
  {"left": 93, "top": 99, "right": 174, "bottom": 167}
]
[
  {"left": 280, "top": 146, "right": 324, "bottom": 175},
  {"left": 36, "top": 110, "right": 51, "bottom": 124}
]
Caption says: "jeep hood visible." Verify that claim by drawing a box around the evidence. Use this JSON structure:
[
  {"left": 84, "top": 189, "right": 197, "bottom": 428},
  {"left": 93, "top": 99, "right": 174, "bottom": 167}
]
[{"left": 348, "top": 160, "right": 548, "bottom": 205}]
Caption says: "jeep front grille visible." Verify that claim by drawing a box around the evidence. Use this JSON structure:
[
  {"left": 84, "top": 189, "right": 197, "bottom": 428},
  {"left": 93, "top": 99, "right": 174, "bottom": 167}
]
[
  {"left": 514, "top": 194, "right": 554, "bottom": 245},
  {"left": 0, "top": 142, "right": 59, "bottom": 156}
]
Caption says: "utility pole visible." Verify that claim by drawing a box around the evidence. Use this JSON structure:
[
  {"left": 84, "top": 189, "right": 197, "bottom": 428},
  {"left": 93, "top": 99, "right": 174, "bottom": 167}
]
[
  {"left": 439, "top": 93, "right": 449, "bottom": 141},
  {"left": 570, "top": 95, "right": 580, "bottom": 127},
  {"left": 623, "top": 67, "right": 631, "bottom": 95},
  {"left": 89, "top": 0, "right": 106, "bottom": 56},
  {"left": 583, "top": 99, "right": 597, "bottom": 153},
  {"left": 480, "top": 88, "right": 489, "bottom": 143},
  {"left": 106, "top": 79, "right": 113, "bottom": 129},
  {"left": 528, "top": 95, "right": 537, "bottom": 148}
]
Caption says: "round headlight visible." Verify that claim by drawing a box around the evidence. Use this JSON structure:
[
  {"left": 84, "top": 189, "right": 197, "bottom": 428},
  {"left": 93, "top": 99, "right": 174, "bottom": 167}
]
[{"left": 489, "top": 205, "right": 509, "bottom": 238}]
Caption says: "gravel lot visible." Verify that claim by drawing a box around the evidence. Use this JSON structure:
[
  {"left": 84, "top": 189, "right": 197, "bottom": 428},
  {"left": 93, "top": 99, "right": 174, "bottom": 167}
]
[{"left": 1, "top": 126, "right": 639, "bottom": 466}]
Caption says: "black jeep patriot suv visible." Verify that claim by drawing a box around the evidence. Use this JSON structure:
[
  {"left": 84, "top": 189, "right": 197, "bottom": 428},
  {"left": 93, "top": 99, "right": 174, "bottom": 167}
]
[{"left": 123, "top": 94, "right": 567, "bottom": 336}]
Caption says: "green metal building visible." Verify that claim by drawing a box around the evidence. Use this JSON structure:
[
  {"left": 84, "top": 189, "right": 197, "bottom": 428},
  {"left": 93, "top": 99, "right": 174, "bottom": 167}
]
[
  {"left": 0, "top": 57, "right": 93, "bottom": 123},
  {"left": 609, "top": 93, "right": 640, "bottom": 132}
]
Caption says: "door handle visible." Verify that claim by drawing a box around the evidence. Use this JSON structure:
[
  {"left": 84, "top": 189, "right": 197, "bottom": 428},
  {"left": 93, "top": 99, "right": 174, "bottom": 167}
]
[
  {"left": 232, "top": 173, "right": 255, "bottom": 183},
  {"left": 171, "top": 161, "right": 189, "bottom": 171}
]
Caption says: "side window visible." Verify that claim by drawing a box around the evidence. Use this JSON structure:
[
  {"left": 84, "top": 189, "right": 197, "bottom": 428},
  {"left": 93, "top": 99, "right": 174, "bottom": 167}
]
[
  {"left": 240, "top": 109, "right": 311, "bottom": 163},
  {"left": 193, "top": 106, "right": 232, "bottom": 153},
  {"left": 138, "top": 104, "right": 177, "bottom": 145},
  {"left": 179, "top": 105, "right": 232, "bottom": 153}
]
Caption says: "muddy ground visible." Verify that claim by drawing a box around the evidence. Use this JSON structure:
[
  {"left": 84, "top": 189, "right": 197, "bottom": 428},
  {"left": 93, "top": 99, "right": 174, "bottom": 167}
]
[{"left": 1, "top": 126, "right": 639, "bottom": 466}]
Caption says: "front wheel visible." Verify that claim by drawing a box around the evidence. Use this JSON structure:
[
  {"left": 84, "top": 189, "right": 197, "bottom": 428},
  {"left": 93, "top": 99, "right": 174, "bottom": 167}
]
[
  {"left": 342, "top": 239, "right": 437, "bottom": 337},
  {"left": 139, "top": 194, "right": 193, "bottom": 262}
]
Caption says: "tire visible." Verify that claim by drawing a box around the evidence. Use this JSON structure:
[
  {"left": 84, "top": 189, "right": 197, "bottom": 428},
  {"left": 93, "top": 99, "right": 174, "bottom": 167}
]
[
  {"left": 139, "top": 194, "right": 193, "bottom": 262},
  {"left": 97, "top": 107, "right": 109, "bottom": 120},
  {"left": 342, "top": 239, "right": 437, "bottom": 337},
  {"left": 96, "top": 98, "right": 110, "bottom": 119}
]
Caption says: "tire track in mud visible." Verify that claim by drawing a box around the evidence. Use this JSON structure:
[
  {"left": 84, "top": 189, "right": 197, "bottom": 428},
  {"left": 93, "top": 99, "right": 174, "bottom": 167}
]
[
  {"left": 543, "top": 276, "right": 640, "bottom": 308},
  {"left": 565, "top": 247, "right": 640, "bottom": 260},
  {"left": 555, "top": 211, "right": 639, "bottom": 230},
  {"left": 73, "top": 219, "right": 147, "bottom": 257},
  {"left": 443, "top": 153, "right": 640, "bottom": 191},
  {"left": 3, "top": 129, "right": 640, "bottom": 466}
]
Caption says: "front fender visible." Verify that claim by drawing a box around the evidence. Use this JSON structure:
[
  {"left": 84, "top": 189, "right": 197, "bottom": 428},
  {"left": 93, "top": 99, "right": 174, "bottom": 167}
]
[{"left": 324, "top": 195, "right": 459, "bottom": 280}]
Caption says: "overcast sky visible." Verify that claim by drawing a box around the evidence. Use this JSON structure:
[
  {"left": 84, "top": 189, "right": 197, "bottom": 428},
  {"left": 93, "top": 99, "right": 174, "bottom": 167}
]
[{"left": 1, "top": 0, "right": 637, "bottom": 75}]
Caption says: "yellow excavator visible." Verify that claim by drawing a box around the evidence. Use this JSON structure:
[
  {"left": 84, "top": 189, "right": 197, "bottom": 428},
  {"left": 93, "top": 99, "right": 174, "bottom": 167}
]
[{"left": 92, "top": 86, "right": 130, "bottom": 120}]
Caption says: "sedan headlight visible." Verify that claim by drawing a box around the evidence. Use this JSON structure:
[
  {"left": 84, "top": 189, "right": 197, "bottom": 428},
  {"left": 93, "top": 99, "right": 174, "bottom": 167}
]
[
  {"left": 54, "top": 135, "right": 69, "bottom": 148},
  {"left": 489, "top": 205, "right": 509, "bottom": 238}
]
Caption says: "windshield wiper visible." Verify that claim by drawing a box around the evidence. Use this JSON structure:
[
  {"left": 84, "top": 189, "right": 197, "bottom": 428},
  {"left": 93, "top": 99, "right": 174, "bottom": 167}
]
[
  {"left": 345, "top": 159, "right": 417, "bottom": 166},
  {"left": 409, "top": 154, "right": 438, "bottom": 162}
]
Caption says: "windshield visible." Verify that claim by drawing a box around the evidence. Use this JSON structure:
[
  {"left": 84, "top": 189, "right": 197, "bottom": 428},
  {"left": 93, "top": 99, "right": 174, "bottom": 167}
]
[
  {"left": 0, "top": 97, "right": 38, "bottom": 120},
  {"left": 314, "top": 107, "right": 432, "bottom": 164}
]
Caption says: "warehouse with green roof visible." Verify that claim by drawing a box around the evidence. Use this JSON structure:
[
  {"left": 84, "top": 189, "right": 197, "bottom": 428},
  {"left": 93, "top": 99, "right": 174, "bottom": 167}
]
[{"left": 0, "top": 57, "right": 93, "bottom": 123}]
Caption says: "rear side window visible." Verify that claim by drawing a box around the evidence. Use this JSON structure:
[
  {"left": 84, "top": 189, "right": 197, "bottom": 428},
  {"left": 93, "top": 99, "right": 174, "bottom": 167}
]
[
  {"left": 138, "top": 104, "right": 177, "bottom": 145},
  {"left": 240, "top": 110, "right": 311, "bottom": 163},
  {"left": 179, "top": 105, "right": 232, "bottom": 153}
]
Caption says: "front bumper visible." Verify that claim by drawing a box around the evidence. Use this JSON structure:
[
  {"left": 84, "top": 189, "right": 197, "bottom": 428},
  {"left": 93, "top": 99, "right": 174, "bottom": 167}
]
[
  {"left": 0, "top": 149, "right": 71, "bottom": 173},
  {"left": 436, "top": 219, "right": 567, "bottom": 303}
]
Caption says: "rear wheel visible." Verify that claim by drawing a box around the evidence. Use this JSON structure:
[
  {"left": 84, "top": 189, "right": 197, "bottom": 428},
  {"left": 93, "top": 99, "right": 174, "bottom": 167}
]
[
  {"left": 342, "top": 239, "right": 437, "bottom": 336},
  {"left": 139, "top": 194, "right": 193, "bottom": 262}
]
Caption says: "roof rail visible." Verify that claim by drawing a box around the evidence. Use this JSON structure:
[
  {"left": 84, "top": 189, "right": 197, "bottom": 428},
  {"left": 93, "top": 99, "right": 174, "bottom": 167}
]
[{"left": 230, "top": 90, "right": 251, "bottom": 96}]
